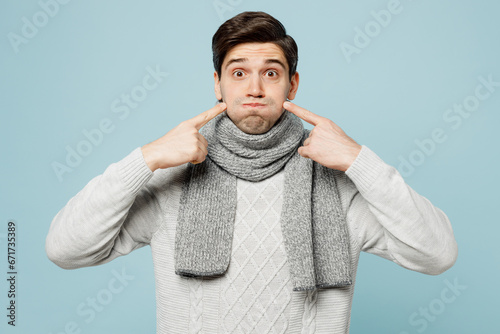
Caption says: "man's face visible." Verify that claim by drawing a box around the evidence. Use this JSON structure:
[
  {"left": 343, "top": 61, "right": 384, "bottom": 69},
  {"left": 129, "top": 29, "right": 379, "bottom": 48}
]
[{"left": 214, "top": 42, "right": 299, "bottom": 134}]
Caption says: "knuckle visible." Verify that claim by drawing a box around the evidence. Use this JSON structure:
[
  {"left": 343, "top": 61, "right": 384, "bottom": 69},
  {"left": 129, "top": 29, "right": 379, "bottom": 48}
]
[
  {"left": 187, "top": 127, "right": 198, "bottom": 135},
  {"left": 178, "top": 120, "right": 189, "bottom": 128},
  {"left": 191, "top": 146, "right": 201, "bottom": 155},
  {"left": 200, "top": 113, "right": 209, "bottom": 124}
]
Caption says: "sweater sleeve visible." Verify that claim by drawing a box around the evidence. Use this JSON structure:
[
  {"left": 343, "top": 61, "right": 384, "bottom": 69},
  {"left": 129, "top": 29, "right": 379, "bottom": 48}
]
[
  {"left": 344, "top": 145, "right": 458, "bottom": 275},
  {"left": 45, "top": 147, "right": 163, "bottom": 269}
]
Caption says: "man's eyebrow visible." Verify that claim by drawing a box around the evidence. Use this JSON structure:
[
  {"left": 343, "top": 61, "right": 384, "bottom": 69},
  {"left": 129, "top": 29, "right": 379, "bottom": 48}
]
[
  {"left": 224, "top": 57, "right": 287, "bottom": 71},
  {"left": 265, "top": 58, "right": 287, "bottom": 71},
  {"left": 225, "top": 57, "right": 247, "bottom": 70}
]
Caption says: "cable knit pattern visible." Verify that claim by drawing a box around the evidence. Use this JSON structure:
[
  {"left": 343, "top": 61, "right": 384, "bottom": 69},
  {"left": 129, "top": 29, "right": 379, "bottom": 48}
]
[
  {"left": 46, "top": 145, "right": 458, "bottom": 333},
  {"left": 220, "top": 173, "right": 292, "bottom": 333},
  {"left": 188, "top": 278, "right": 203, "bottom": 333},
  {"left": 301, "top": 290, "right": 318, "bottom": 334}
]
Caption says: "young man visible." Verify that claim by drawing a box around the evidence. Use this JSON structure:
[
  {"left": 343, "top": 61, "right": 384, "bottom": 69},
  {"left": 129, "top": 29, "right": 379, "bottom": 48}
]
[{"left": 46, "top": 11, "right": 458, "bottom": 333}]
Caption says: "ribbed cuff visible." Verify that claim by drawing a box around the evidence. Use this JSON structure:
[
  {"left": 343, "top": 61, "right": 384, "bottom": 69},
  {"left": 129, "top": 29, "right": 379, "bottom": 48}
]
[
  {"left": 117, "top": 147, "right": 154, "bottom": 195},
  {"left": 344, "top": 145, "right": 389, "bottom": 194}
]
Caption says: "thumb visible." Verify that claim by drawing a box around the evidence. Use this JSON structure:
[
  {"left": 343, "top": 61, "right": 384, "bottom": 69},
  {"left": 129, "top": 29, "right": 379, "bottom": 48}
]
[{"left": 297, "top": 146, "right": 311, "bottom": 159}]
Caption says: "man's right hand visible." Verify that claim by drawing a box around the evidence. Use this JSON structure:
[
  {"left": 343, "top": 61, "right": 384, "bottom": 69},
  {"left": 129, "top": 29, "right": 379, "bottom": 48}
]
[{"left": 141, "top": 102, "right": 227, "bottom": 171}]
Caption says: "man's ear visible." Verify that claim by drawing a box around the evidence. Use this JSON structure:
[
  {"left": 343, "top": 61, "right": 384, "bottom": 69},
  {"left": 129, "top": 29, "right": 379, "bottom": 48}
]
[
  {"left": 214, "top": 71, "right": 222, "bottom": 101},
  {"left": 287, "top": 71, "right": 299, "bottom": 101}
]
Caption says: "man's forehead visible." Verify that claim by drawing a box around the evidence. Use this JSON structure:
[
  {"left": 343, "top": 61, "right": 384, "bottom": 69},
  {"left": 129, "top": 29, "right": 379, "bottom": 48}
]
[{"left": 223, "top": 42, "right": 287, "bottom": 71}]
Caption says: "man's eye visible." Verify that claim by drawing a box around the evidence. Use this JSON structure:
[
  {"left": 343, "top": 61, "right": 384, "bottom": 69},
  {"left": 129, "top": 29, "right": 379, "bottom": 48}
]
[
  {"left": 233, "top": 71, "right": 244, "bottom": 77},
  {"left": 266, "top": 70, "right": 278, "bottom": 77}
]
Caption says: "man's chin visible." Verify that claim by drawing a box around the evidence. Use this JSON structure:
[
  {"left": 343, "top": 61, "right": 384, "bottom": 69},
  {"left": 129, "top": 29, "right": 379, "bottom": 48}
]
[{"left": 238, "top": 117, "right": 270, "bottom": 134}]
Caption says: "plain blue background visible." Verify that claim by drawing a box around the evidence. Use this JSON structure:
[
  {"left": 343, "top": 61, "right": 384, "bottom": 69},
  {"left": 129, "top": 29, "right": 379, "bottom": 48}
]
[{"left": 1, "top": 0, "right": 499, "bottom": 333}]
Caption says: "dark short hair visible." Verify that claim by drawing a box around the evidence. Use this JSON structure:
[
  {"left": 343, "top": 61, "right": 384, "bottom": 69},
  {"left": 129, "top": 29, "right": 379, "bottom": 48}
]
[{"left": 212, "top": 11, "right": 298, "bottom": 82}]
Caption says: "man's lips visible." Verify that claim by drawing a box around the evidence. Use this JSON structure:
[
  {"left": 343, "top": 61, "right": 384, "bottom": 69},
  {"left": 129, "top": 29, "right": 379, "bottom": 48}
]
[{"left": 243, "top": 103, "right": 266, "bottom": 107}]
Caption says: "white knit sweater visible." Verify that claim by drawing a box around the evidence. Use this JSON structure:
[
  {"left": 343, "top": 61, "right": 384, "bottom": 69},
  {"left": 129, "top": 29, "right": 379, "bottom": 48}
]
[{"left": 46, "top": 145, "right": 458, "bottom": 333}]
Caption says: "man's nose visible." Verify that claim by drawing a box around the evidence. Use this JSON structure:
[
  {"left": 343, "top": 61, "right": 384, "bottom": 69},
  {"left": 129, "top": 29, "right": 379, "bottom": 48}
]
[{"left": 246, "top": 74, "right": 265, "bottom": 98}]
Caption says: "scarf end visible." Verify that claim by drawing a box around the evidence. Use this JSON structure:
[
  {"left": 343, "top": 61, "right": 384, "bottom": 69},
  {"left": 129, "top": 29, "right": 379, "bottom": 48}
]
[
  {"left": 292, "top": 279, "right": 353, "bottom": 292},
  {"left": 175, "top": 269, "right": 227, "bottom": 278}
]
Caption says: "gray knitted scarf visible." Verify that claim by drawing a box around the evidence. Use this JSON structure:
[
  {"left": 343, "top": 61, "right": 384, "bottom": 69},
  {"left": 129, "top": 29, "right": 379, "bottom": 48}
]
[{"left": 174, "top": 110, "right": 352, "bottom": 291}]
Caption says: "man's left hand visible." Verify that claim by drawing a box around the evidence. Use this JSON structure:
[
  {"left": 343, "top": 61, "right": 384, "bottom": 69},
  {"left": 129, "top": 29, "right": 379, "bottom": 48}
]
[{"left": 283, "top": 101, "right": 362, "bottom": 172}]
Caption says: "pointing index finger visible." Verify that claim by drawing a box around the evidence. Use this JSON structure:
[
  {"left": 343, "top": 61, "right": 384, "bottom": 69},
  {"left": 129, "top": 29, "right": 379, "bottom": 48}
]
[
  {"left": 189, "top": 102, "right": 227, "bottom": 130},
  {"left": 283, "top": 101, "right": 324, "bottom": 126}
]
